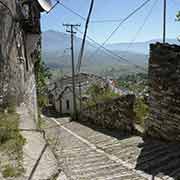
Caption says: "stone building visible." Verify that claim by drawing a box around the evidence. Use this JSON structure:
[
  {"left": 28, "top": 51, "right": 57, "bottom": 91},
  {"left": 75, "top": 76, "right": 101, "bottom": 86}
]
[
  {"left": 0, "top": 0, "right": 45, "bottom": 119},
  {"left": 145, "top": 43, "right": 180, "bottom": 141},
  {"left": 49, "top": 72, "right": 106, "bottom": 114},
  {"left": 80, "top": 95, "right": 136, "bottom": 133}
]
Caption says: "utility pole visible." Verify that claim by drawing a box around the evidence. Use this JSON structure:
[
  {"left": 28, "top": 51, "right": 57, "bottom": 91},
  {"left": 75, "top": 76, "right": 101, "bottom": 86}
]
[
  {"left": 63, "top": 24, "right": 80, "bottom": 119},
  {"left": 76, "top": 0, "right": 95, "bottom": 112},
  {"left": 163, "top": 0, "right": 166, "bottom": 43},
  {"left": 77, "top": 0, "right": 95, "bottom": 72}
]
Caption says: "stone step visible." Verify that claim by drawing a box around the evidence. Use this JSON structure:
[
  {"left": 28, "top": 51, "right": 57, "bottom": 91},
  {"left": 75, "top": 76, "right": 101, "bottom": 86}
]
[
  {"left": 89, "top": 136, "right": 114, "bottom": 144},
  {"left": 94, "top": 138, "right": 122, "bottom": 147},
  {"left": 62, "top": 152, "right": 103, "bottom": 161},
  {"left": 72, "top": 163, "right": 124, "bottom": 174},
  {"left": 70, "top": 160, "right": 113, "bottom": 170},
  {"left": 167, "top": 167, "right": 180, "bottom": 179},
  {"left": 69, "top": 155, "right": 109, "bottom": 165},
  {"left": 72, "top": 165, "right": 132, "bottom": 179},
  {"left": 101, "top": 139, "right": 142, "bottom": 153},
  {"left": 155, "top": 158, "right": 180, "bottom": 178},
  {"left": 137, "top": 143, "right": 169, "bottom": 157},
  {"left": 96, "top": 172, "right": 141, "bottom": 180},
  {"left": 136, "top": 148, "right": 180, "bottom": 172},
  {"left": 150, "top": 154, "right": 180, "bottom": 174},
  {"left": 60, "top": 148, "right": 96, "bottom": 156},
  {"left": 110, "top": 145, "right": 140, "bottom": 157},
  {"left": 136, "top": 148, "right": 169, "bottom": 167}
]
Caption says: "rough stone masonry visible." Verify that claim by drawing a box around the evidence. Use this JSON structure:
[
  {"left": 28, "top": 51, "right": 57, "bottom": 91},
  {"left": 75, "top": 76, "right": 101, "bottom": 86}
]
[
  {"left": 0, "top": 0, "right": 42, "bottom": 119},
  {"left": 145, "top": 43, "right": 180, "bottom": 141},
  {"left": 80, "top": 95, "right": 136, "bottom": 133}
]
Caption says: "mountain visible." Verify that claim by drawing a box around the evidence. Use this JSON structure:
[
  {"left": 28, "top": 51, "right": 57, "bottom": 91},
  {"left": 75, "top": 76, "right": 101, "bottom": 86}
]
[
  {"left": 106, "top": 39, "right": 180, "bottom": 54},
  {"left": 42, "top": 30, "right": 94, "bottom": 53},
  {"left": 42, "top": 30, "right": 179, "bottom": 75}
]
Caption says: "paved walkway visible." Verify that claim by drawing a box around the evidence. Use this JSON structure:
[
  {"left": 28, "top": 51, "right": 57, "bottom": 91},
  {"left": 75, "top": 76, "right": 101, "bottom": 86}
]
[
  {"left": 44, "top": 117, "right": 180, "bottom": 180},
  {"left": 17, "top": 104, "right": 59, "bottom": 180}
]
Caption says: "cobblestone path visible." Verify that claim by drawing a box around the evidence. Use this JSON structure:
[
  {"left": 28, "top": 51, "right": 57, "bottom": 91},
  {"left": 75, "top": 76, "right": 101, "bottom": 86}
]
[{"left": 45, "top": 117, "right": 180, "bottom": 180}]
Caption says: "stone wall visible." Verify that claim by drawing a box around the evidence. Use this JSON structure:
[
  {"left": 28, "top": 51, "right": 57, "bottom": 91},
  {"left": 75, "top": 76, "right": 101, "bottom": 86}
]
[
  {"left": 0, "top": 0, "right": 41, "bottom": 120},
  {"left": 80, "top": 95, "right": 135, "bottom": 133},
  {"left": 145, "top": 43, "right": 180, "bottom": 141}
]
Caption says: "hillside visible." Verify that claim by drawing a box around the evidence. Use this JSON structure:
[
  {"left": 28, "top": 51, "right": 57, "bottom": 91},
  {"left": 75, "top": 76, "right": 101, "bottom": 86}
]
[
  {"left": 42, "top": 30, "right": 179, "bottom": 75},
  {"left": 106, "top": 39, "right": 180, "bottom": 54}
]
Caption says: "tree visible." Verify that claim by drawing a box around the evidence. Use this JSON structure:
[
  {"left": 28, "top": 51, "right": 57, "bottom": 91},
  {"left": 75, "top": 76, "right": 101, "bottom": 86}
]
[
  {"left": 34, "top": 55, "right": 51, "bottom": 108},
  {"left": 176, "top": 11, "right": 180, "bottom": 21}
]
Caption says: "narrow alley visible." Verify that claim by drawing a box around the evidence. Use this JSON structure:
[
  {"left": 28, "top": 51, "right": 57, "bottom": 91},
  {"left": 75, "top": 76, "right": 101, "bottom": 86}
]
[{"left": 43, "top": 116, "right": 180, "bottom": 180}]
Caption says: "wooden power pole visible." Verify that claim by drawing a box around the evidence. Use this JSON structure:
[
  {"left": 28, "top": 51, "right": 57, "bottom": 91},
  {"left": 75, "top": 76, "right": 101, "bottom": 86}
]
[
  {"left": 163, "top": 0, "right": 166, "bottom": 43},
  {"left": 76, "top": 0, "right": 95, "bottom": 112},
  {"left": 63, "top": 24, "right": 80, "bottom": 118}
]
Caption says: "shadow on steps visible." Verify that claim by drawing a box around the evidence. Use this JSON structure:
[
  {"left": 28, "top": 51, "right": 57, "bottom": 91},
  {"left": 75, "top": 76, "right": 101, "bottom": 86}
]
[{"left": 135, "top": 137, "right": 180, "bottom": 180}]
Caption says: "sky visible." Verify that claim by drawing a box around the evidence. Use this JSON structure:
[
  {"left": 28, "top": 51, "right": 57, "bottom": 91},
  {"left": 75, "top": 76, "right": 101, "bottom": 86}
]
[{"left": 41, "top": 0, "right": 180, "bottom": 43}]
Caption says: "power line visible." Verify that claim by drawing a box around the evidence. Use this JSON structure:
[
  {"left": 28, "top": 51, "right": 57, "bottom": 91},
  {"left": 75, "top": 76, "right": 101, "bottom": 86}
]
[
  {"left": 59, "top": 2, "right": 126, "bottom": 24},
  {"left": 87, "top": 0, "right": 152, "bottom": 60},
  {"left": 0, "top": 1, "right": 14, "bottom": 18},
  {"left": 171, "top": 0, "right": 180, "bottom": 5},
  {"left": 59, "top": 0, "right": 150, "bottom": 72},
  {"left": 75, "top": 28, "right": 147, "bottom": 72},
  {"left": 59, "top": 2, "right": 86, "bottom": 21},
  {"left": 90, "top": 19, "right": 123, "bottom": 23},
  {"left": 126, "top": 0, "right": 158, "bottom": 51}
]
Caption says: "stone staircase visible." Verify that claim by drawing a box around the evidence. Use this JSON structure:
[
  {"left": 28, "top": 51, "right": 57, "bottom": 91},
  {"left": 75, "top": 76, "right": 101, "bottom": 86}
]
[
  {"left": 57, "top": 127, "right": 147, "bottom": 180},
  {"left": 60, "top": 121, "right": 180, "bottom": 180},
  {"left": 44, "top": 117, "right": 180, "bottom": 180}
]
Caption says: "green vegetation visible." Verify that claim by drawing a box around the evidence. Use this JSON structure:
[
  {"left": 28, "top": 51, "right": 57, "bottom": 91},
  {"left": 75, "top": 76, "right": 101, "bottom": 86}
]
[
  {"left": 117, "top": 73, "right": 149, "bottom": 127},
  {"left": 176, "top": 11, "right": 180, "bottom": 21},
  {"left": 0, "top": 112, "right": 26, "bottom": 178},
  {"left": 85, "top": 83, "right": 119, "bottom": 106},
  {"left": 117, "top": 73, "right": 148, "bottom": 96},
  {"left": 0, "top": 94, "right": 17, "bottom": 113},
  {"left": 100, "top": 64, "right": 147, "bottom": 79},
  {"left": 134, "top": 98, "right": 149, "bottom": 127},
  {"left": 0, "top": 112, "right": 25, "bottom": 146},
  {"left": 35, "top": 55, "right": 52, "bottom": 109},
  {"left": 2, "top": 164, "right": 24, "bottom": 178}
]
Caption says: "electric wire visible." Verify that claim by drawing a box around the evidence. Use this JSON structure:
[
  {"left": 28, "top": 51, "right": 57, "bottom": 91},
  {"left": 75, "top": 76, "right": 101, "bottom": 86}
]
[
  {"left": 86, "top": 0, "right": 152, "bottom": 63},
  {"left": 75, "top": 27, "right": 147, "bottom": 72},
  {"left": 103, "top": 0, "right": 152, "bottom": 45},
  {"left": 59, "top": 1, "right": 152, "bottom": 72},
  {"left": 59, "top": 2, "right": 127, "bottom": 24},
  {"left": 171, "top": 0, "right": 179, "bottom": 5},
  {"left": 90, "top": 19, "right": 123, "bottom": 23},
  {"left": 59, "top": 2, "right": 87, "bottom": 21},
  {"left": 0, "top": 1, "right": 14, "bottom": 18},
  {"left": 126, "top": 0, "right": 158, "bottom": 51}
]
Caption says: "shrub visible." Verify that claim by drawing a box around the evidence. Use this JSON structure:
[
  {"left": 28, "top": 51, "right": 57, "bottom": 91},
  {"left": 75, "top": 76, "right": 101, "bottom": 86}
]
[
  {"left": 0, "top": 112, "right": 26, "bottom": 178},
  {"left": 0, "top": 113, "right": 25, "bottom": 145},
  {"left": 2, "top": 164, "right": 24, "bottom": 178},
  {"left": 134, "top": 98, "right": 149, "bottom": 127},
  {"left": 86, "top": 84, "right": 119, "bottom": 106},
  {"left": 3, "top": 95, "right": 17, "bottom": 113}
]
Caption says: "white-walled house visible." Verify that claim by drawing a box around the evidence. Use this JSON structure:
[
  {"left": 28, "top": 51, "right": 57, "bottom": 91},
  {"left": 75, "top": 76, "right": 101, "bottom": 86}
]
[
  {"left": 54, "top": 86, "right": 76, "bottom": 114},
  {"left": 48, "top": 73, "right": 106, "bottom": 115}
]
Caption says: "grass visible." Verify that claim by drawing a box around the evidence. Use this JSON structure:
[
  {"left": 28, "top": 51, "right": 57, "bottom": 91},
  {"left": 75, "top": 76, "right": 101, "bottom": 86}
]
[
  {"left": 2, "top": 164, "right": 25, "bottom": 178},
  {"left": 134, "top": 98, "right": 149, "bottom": 127},
  {"left": 85, "top": 84, "right": 120, "bottom": 107},
  {"left": 0, "top": 112, "right": 26, "bottom": 178}
]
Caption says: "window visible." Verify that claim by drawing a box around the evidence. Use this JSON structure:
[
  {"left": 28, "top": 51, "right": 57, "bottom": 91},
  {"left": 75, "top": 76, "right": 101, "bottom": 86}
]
[{"left": 66, "top": 100, "right": 70, "bottom": 110}]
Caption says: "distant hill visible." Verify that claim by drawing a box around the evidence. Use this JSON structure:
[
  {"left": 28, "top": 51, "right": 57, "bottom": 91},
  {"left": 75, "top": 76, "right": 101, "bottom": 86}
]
[
  {"left": 42, "top": 30, "right": 179, "bottom": 75},
  {"left": 106, "top": 39, "right": 180, "bottom": 54}
]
